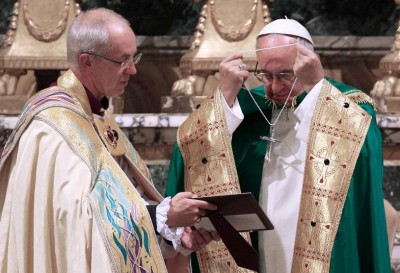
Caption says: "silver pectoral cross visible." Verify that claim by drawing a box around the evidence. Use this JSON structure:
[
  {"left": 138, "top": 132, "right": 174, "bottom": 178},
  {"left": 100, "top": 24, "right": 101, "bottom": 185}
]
[{"left": 260, "top": 126, "right": 280, "bottom": 162}]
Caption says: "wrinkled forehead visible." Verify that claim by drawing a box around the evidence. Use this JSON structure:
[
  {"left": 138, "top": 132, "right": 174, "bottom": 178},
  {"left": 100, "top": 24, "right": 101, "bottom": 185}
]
[{"left": 255, "top": 34, "right": 297, "bottom": 66}]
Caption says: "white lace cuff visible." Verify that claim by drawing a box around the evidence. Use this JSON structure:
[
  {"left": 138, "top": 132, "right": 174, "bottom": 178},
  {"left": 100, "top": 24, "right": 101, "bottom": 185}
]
[{"left": 156, "top": 197, "right": 192, "bottom": 256}]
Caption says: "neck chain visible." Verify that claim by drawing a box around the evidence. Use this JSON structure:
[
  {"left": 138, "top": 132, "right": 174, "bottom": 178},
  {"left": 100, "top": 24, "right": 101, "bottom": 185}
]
[
  {"left": 243, "top": 78, "right": 297, "bottom": 128},
  {"left": 240, "top": 42, "right": 299, "bottom": 161},
  {"left": 242, "top": 78, "right": 297, "bottom": 161}
]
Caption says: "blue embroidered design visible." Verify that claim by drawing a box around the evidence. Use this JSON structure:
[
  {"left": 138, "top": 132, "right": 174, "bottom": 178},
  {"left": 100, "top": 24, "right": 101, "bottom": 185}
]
[{"left": 92, "top": 166, "right": 155, "bottom": 272}]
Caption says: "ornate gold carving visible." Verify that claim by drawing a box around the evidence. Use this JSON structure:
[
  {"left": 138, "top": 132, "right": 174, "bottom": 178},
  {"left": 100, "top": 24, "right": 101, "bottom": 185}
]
[
  {"left": 73, "top": 1, "right": 81, "bottom": 16},
  {"left": 210, "top": 0, "right": 258, "bottom": 42},
  {"left": 0, "top": 69, "right": 35, "bottom": 96},
  {"left": 190, "top": 4, "right": 208, "bottom": 50},
  {"left": 171, "top": 75, "right": 207, "bottom": 96},
  {"left": 372, "top": 1, "right": 400, "bottom": 113},
  {"left": 0, "top": 69, "right": 37, "bottom": 115},
  {"left": 23, "top": 0, "right": 70, "bottom": 42},
  {"left": 167, "top": 0, "right": 271, "bottom": 101},
  {"left": 371, "top": 75, "right": 400, "bottom": 112},
  {"left": 262, "top": 2, "right": 272, "bottom": 24},
  {"left": 380, "top": 25, "right": 400, "bottom": 71},
  {"left": 391, "top": 26, "right": 400, "bottom": 52},
  {"left": 1, "top": 2, "right": 20, "bottom": 49},
  {"left": 189, "top": 1, "right": 270, "bottom": 51},
  {"left": 380, "top": 0, "right": 400, "bottom": 72}
]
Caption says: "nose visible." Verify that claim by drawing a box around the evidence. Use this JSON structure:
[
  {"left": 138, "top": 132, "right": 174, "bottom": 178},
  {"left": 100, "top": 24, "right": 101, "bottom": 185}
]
[
  {"left": 124, "top": 63, "right": 137, "bottom": 75},
  {"left": 270, "top": 77, "right": 284, "bottom": 91}
]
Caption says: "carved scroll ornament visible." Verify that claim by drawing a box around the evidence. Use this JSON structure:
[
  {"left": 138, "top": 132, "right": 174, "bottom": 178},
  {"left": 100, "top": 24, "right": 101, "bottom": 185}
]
[
  {"left": 23, "top": 0, "right": 70, "bottom": 42},
  {"left": 210, "top": 0, "right": 258, "bottom": 42},
  {"left": 1, "top": 2, "right": 19, "bottom": 49}
]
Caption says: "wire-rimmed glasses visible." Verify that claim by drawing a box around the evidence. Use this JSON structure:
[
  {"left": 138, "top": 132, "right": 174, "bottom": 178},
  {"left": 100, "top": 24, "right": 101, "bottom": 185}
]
[
  {"left": 254, "top": 62, "right": 295, "bottom": 83},
  {"left": 83, "top": 51, "right": 142, "bottom": 68}
]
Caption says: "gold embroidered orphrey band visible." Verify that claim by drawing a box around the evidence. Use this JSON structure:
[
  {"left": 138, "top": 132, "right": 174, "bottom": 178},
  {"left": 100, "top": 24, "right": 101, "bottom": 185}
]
[
  {"left": 94, "top": 108, "right": 164, "bottom": 203},
  {"left": 291, "top": 80, "right": 371, "bottom": 272},
  {"left": 177, "top": 90, "right": 255, "bottom": 273}
]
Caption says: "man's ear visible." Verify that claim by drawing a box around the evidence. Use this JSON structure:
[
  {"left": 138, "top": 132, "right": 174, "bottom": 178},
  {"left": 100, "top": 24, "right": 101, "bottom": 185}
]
[{"left": 79, "top": 53, "right": 92, "bottom": 69}]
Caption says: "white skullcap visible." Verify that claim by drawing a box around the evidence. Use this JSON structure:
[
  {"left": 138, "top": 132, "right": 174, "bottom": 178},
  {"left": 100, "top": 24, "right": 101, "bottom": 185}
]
[{"left": 257, "top": 18, "right": 313, "bottom": 45}]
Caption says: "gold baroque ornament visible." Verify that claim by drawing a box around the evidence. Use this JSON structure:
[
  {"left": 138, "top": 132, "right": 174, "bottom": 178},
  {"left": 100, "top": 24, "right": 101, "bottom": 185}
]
[
  {"left": 210, "top": 0, "right": 258, "bottom": 42},
  {"left": 262, "top": 3, "right": 272, "bottom": 24},
  {"left": 1, "top": 2, "right": 19, "bottom": 49},
  {"left": 189, "top": 3, "right": 208, "bottom": 50},
  {"left": 73, "top": 1, "right": 82, "bottom": 16},
  {"left": 22, "top": 0, "right": 70, "bottom": 42}
]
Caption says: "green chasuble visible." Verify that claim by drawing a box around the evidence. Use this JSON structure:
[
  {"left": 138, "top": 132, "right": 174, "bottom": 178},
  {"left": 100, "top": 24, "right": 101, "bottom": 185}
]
[{"left": 166, "top": 78, "right": 391, "bottom": 273}]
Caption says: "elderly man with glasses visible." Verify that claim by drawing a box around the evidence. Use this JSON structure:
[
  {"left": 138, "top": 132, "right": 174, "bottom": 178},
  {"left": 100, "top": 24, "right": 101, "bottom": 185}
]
[
  {"left": 0, "top": 8, "right": 220, "bottom": 273},
  {"left": 166, "top": 18, "right": 391, "bottom": 273}
]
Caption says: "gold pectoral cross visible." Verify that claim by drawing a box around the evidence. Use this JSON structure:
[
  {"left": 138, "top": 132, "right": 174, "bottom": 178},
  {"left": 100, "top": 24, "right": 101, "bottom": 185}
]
[{"left": 94, "top": 112, "right": 126, "bottom": 157}]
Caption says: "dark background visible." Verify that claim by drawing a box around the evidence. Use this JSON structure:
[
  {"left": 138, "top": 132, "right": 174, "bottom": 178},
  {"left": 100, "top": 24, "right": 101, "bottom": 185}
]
[{"left": 1, "top": 0, "right": 399, "bottom": 37}]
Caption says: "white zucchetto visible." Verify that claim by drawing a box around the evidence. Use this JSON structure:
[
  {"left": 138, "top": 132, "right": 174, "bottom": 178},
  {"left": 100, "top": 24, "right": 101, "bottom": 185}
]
[{"left": 257, "top": 18, "right": 314, "bottom": 45}]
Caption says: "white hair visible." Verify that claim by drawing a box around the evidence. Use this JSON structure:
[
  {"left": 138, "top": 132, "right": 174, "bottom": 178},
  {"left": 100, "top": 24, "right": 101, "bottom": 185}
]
[{"left": 67, "top": 8, "right": 130, "bottom": 68}]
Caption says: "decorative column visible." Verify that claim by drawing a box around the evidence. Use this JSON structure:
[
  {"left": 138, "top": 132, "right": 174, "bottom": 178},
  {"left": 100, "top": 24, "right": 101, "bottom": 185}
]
[
  {"left": 371, "top": 2, "right": 400, "bottom": 113},
  {"left": 161, "top": 0, "right": 271, "bottom": 113},
  {"left": 370, "top": 3, "right": 400, "bottom": 271},
  {"left": 0, "top": 0, "right": 81, "bottom": 114}
]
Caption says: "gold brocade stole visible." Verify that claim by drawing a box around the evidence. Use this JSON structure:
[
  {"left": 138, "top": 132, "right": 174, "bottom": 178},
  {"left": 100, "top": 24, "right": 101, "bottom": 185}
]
[
  {"left": 95, "top": 109, "right": 164, "bottom": 203},
  {"left": 94, "top": 110, "right": 191, "bottom": 273},
  {"left": 38, "top": 107, "right": 167, "bottom": 273},
  {"left": 177, "top": 91, "right": 255, "bottom": 273},
  {"left": 1, "top": 87, "right": 77, "bottom": 160},
  {"left": 291, "top": 80, "right": 371, "bottom": 273}
]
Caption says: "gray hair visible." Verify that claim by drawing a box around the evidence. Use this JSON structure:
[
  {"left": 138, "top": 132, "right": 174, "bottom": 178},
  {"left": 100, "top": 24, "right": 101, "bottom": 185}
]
[
  {"left": 67, "top": 8, "right": 130, "bottom": 68},
  {"left": 296, "top": 36, "right": 314, "bottom": 51}
]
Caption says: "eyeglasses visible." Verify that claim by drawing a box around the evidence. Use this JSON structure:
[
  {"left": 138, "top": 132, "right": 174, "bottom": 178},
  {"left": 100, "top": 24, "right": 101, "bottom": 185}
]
[
  {"left": 254, "top": 62, "right": 295, "bottom": 83},
  {"left": 83, "top": 51, "right": 142, "bottom": 68}
]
